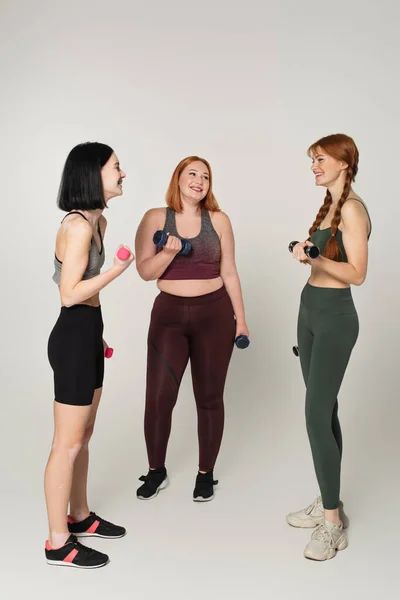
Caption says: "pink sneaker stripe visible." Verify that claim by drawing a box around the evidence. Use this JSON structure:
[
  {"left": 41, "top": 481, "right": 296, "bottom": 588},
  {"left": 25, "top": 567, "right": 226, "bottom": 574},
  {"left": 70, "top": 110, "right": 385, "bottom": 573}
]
[
  {"left": 86, "top": 519, "right": 100, "bottom": 534},
  {"left": 67, "top": 515, "right": 76, "bottom": 524},
  {"left": 63, "top": 549, "right": 78, "bottom": 563}
]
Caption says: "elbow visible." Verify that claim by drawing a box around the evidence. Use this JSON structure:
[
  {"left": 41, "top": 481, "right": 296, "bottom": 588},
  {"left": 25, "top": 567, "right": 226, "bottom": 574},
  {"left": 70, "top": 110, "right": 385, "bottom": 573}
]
[
  {"left": 220, "top": 269, "right": 239, "bottom": 282},
  {"left": 136, "top": 265, "right": 147, "bottom": 281},
  {"left": 61, "top": 295, "right": 73, "bottom": 308},
  {"left": 60, "top": 287, "right": 74, "bottom": 307},
  {"left": 353, "top": 273, "right": 366, "bottom": 286},
  {"left": 136, "top": 267, "right": 154, "bottom": 282}
]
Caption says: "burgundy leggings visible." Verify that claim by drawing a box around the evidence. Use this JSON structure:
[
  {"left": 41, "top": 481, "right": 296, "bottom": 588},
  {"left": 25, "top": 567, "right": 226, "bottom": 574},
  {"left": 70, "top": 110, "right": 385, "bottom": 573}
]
[{"left": 144, "top": 286, "right": 236, "bottom": 472}]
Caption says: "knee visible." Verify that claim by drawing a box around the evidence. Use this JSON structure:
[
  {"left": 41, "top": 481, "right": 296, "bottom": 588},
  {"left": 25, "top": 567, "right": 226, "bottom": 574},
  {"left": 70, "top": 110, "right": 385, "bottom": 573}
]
[
  {"left": 196, "top": 393, "right": 223, "bottom": 411},
  {"left": 305, "top": 403, "right": 329, "bottom": 438},
  {"left": 51, "top": 439, "right": 84, "bottom": 465},
  {"left": 51, "top": 425, "right": 95, "bottom": 462},
  {"left": 145, "top": 394, "right": 177, "bottom": 418}
]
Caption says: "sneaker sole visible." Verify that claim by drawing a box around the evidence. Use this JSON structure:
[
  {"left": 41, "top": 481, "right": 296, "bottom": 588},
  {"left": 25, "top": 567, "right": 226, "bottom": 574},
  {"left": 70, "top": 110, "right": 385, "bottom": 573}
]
[
  {"left": 304, "top": 537, "right": 348, "bottom": 561},
  {"left": 193, "top": 492, "right": 215, "bottom": 503},
  {"left": 46, "top": 559, "right": 109, "bottom": 569},
  {"left": 137, "top": 476, "right": 169, "bottom": 500},
  {"left": 73, "top": 532, "right": 126, "bottom": 539}
]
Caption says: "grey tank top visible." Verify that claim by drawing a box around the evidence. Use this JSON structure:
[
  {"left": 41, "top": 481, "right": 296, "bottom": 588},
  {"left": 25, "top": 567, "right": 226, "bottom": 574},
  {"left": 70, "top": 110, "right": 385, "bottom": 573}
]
[
  {"left": 158, "top": 207, "right": 221, "bottom": 280},
  {"left": 52, "top": 212, "right": 105, "bottom": 285}
]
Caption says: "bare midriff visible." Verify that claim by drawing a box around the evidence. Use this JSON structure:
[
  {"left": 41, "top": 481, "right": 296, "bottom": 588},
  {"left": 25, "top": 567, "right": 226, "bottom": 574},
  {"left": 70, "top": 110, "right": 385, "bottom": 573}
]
[
  {"left": 157, "top": 277, "right": 223, "bottom": 297},
  {"left": 308, "top": 267, "right": 349, "bottom": 290}
]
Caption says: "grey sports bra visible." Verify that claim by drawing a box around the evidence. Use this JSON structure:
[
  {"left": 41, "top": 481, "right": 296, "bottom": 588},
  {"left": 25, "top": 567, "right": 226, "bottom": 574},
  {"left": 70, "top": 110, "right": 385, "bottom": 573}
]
[{"left": 52, "top": 212, "right": 105, "bottom": 285}]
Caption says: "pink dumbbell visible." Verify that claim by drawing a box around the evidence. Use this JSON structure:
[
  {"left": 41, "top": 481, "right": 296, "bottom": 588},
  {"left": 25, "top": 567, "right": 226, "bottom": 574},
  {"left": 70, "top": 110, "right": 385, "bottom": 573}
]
[
  {"left": 117, "top": 247, "right": 130, "bottom": 260},
  {"left": 105, "top": 347, "right": 114, "bottom": 359}
]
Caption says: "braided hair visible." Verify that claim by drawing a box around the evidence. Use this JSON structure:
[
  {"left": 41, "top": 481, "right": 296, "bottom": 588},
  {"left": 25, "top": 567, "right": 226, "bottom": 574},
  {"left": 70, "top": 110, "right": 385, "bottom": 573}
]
[{"left": 307, "top": 134, "right": 359, "bottom": 261}]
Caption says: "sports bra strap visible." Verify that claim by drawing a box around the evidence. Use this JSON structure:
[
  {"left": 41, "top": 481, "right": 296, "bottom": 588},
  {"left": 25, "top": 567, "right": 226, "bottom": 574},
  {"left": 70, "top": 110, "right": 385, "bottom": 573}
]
[
  {"left": 61, "top": 211, "right": 89, "bottom": 223},
  {"left": 60, "top": 211, "right": 103, "bottom": 251}
]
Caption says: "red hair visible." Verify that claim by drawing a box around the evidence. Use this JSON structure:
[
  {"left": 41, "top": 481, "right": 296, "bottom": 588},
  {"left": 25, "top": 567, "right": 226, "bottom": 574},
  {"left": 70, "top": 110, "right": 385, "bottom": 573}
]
[
  {"left": 166, "top": 156, "right": 220, "bottom": 212},
  {"left": 307, "top": 134, "right": 359, "bottom": 261}
]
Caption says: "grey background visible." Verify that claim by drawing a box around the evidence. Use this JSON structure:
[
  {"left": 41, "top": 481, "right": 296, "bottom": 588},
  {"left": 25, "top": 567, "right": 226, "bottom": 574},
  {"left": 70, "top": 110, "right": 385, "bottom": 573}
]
[{"left": 1, "top": 0, "right": 398, "bottom": 598}]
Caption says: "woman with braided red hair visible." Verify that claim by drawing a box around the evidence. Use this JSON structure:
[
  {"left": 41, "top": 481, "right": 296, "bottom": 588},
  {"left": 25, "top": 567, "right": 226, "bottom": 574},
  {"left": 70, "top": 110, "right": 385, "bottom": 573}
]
[{"left": 286, "top": 134, "right": 371, "bottom": 561}]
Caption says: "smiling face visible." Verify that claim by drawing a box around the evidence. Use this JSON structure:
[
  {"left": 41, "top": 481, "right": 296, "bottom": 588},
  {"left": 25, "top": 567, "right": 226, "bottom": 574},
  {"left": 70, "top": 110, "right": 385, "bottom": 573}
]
[
  {"left": 310, "top": 147, "right": 348, "bottom": 188},
  {"left": 178, "top": 161, "right": 210, "bottom": 204},
  {"left": 101, "top": 153, "right": 126, "bottom": 202}
]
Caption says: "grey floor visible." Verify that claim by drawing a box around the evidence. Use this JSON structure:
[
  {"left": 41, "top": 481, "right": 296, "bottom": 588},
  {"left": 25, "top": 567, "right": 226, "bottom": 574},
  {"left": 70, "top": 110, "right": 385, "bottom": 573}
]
[{"left": 3, "top": 329, "right": 397, "bottom": 600}]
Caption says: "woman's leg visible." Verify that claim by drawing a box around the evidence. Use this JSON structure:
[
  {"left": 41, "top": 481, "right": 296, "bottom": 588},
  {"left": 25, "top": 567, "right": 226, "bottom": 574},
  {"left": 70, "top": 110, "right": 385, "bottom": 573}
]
[
  {"left": 189, "top": 292, "right": 235, "bottom": 473},
  {"left": 299, "top": 297, "right": 344, "bottom": 464},
  {"left": 44, "top": 402, "right": 92, "bottom": 548},
  {"left": 46, "top": 305, "right": 104, "bottom": 547},
  {"left": 69, "top": 387, "right": 102, "bottom": 521},
  {"left": 305, "top": 311, "right": 359, "bottom": 518},
  {"left": 144, "top": 295, "right": 190, "bottom": 469}
]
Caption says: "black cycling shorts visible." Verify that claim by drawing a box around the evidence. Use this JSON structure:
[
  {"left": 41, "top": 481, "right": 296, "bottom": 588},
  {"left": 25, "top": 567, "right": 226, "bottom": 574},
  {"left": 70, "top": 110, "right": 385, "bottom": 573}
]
[{"left": 48, "top": 305, "right": 104, "bottom": 406}]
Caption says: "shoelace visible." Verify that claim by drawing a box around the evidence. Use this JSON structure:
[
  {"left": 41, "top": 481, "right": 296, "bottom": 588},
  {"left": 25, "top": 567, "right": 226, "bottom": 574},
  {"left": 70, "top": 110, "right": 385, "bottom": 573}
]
[
  {"left": 305, "top": 496, "right": 323, "bottom": 515},
  {"left": 90, "top": 512, "right": 115, "bottom": 527},
  {"left": 69, "top": 535, "right": 98, "bottom": 556},
  {"left": 311, "top": 524, "right": 335, "bottom": 546},
  {"left": 139, "top": 471, "right": 164, "bottom": 484},
  {"left": 196, "top": 475, "right": 218, "bottom": 490}
]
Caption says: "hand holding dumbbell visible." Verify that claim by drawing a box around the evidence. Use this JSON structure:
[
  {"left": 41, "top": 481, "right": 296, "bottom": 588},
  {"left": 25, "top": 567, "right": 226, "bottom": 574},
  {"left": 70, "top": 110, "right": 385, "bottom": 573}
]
[
  {"left": 114, "top": 245, "right": 135, "bottom": 270},
  {"left": 103, "top": 339, "right": 114, "bottom": 359},
  {"left": 235, "top": 335, "right": 250, "bottom": 349},
  {"left": 288, "top": 241, "right": 320, "bottom": 259},
  {"left": 117, "top": 247, "right": 131, "bottom": 260},
  {"left": 153, "top": 230, "right": 192, "bottom": 256}
]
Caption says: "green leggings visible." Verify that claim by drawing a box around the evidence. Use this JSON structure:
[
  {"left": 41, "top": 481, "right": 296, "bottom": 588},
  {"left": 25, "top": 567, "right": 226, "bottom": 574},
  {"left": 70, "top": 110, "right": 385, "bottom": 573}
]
[{"left": 297, "top": 283, "right": 359, "bottom": 510}]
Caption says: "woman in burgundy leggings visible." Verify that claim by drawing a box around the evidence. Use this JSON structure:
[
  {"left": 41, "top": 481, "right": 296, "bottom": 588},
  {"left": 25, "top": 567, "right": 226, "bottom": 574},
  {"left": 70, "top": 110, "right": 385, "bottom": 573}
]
[{"left": 134, "top": 156, "right": 249, "bottom": 502}]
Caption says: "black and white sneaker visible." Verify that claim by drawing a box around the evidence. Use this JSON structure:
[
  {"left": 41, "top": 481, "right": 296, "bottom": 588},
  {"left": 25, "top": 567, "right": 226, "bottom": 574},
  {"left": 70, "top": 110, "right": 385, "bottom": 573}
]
[
  {"left": 45, "top": 534, "right": 109, "bottom": 569},
  {"left": 136, "top": 467, "right": 168, "bottom": 500},
  {"left": 193, "top": 471, "right": 218, "bottom": 502},
  {"left": 68, "top": 512, "right": 126, "bottom": 539}
]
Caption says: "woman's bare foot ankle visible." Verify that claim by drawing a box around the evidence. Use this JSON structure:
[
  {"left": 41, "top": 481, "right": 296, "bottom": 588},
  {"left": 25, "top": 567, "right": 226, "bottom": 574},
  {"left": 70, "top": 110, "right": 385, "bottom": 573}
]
[{"left": 49, "top": 531, "right": 70, "bottom": 549}]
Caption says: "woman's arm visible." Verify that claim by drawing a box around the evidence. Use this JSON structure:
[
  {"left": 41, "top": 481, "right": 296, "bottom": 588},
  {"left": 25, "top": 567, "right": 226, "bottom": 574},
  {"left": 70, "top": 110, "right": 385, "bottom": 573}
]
[
  {"left": 214, "top": 211, "right": 248, "bottom": 335},
  {"left": 59, "top": 217, "right": 133, "bottom": 307},
  {"left": 135, "top": 208, "right": 181, "bottom": 281},
  {"left": 310, "top": 200, "right": 369, "bottom": 286}
]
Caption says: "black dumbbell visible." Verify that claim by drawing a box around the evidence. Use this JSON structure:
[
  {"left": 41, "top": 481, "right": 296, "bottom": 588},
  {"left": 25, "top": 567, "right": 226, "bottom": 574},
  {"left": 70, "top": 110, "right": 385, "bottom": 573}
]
[
  {"left": 235, "top": 335, "right": 250, "bottom": 349},
  {"left": 288, "top": 241, "right": 320, "bottom": 259},
  {"left": 153, "top": 230, "right": 192, "bottom": 255}
]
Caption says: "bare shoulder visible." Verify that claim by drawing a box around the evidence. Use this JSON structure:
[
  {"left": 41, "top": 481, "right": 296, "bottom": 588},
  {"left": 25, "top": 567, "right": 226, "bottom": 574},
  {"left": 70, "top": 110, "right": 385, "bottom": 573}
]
[
  {"left": 61, "top": 214, "right": 92, "bottom": 239},
  {"left": 342, "top": 197, "right": 369, "bottom": 221},
  {"left": 143, "top": 207, "right": 166, "bottom": 223},
  {"left": 138, "top": 207, "right": 167, "bottom": 232},
  {"left": 342, "top": 197, "right": 370, "bottom": 235},
  {"left": 210, "top": 209, "right": 231, "bottom": 228}
]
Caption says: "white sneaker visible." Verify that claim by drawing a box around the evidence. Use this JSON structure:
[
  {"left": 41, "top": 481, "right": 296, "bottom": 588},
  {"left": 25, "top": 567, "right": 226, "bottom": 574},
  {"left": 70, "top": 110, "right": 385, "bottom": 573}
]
[
  {"left": 304, "top": 519, "right": 348, "bottom": 561},
  {"left": 286, "top": 496, "right": 349, "bottom": 529}
]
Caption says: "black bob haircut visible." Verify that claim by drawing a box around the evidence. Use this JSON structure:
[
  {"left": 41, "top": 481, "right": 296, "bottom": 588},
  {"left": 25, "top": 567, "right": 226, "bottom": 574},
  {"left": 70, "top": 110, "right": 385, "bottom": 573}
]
[{"left": 57, "top": 142, "right": 114, "bottom": 211}]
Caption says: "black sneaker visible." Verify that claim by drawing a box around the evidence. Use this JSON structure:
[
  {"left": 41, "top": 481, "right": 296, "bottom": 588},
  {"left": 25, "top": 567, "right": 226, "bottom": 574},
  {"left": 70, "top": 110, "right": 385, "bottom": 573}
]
[
  {"left": 136, "top": 467, "right": 168, "bottom": 500},
  {"left": 193, "top": 471, "right": 218, "bottom": 502},
  {"left": 45, "top": 534, "right": 109, "bottom": 569},
  {"left": 67, "top": 512, "right": 126, "bottom": 539}
]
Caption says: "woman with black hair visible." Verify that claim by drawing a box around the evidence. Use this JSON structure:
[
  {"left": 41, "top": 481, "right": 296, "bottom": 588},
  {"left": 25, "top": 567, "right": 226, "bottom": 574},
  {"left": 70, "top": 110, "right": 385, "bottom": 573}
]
[{"left": 44, "top": 142, "right": 134, "bottom": 569}]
